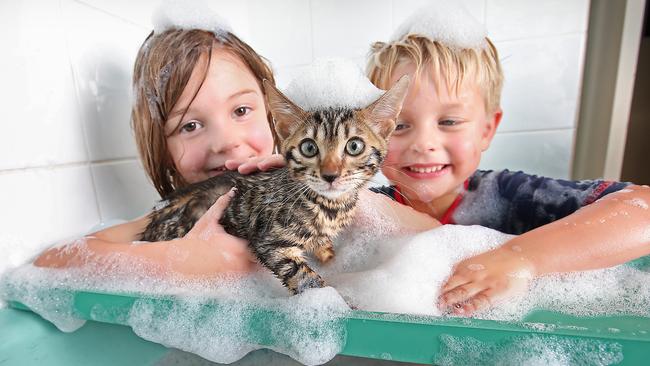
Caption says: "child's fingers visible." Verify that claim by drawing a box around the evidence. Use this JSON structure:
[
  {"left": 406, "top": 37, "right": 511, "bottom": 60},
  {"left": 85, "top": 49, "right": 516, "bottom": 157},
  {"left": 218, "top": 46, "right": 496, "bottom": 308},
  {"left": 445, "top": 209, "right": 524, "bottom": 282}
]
[
  {"left": 238, "top": 157, "right": 266, "bottom": 174},
  {"left": 191, "top": 188, "right": 236, "bottom": 235},
  {"left": 455, "top": 290, "right": 495, "bottom": 316},
  {"left": 258, "top": 154, "right": 286, "bottom": 170},
  {"left": 440, "top": 273, "right": 470, "bottom": 293},
  {"left": 438, "top": 282, "right": 485, "bottom": 309},
  {"left": 225, "top": 158, "right": 247, "bottom": 170}
]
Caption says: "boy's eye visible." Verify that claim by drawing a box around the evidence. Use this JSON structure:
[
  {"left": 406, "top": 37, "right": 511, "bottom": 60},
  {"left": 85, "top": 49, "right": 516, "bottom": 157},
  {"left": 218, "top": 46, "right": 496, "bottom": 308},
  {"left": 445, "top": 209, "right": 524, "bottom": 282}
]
[
  {"left": 395, "top": 123, "right": 409, "bottom": 131},
  {"left": 439, "top": 119, "right": 459, "bottom": 126},
  {"left": 180, "top": 120, "right": 203, "bottom": 133},
  {"left": 233, "top": 106, "right": 251, "bottom": 117}
]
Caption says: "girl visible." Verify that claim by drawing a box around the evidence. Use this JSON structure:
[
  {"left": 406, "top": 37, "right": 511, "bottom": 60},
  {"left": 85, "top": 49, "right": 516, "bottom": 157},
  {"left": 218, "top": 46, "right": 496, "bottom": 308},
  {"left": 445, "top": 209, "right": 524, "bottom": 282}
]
[{"left": 34, "top": 27, "right": 437, "bottom": 277}]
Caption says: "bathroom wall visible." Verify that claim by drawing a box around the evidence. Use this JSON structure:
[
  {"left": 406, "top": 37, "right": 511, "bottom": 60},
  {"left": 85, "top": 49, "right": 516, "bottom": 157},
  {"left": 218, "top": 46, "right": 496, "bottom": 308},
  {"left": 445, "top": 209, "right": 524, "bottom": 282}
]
[{"left": 0, "top": 0, "right": 590, "bottom": 253}]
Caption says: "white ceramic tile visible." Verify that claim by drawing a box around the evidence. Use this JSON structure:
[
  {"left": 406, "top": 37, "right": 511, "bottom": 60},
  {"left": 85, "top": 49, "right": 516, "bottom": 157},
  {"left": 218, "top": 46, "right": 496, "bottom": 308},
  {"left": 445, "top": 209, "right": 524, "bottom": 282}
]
[
  {"left": 497, "top": 34, "right": 586, "bottom": 132},
  {"left": 0, "top": 0, "right": 88, "bottom": 170},
  {"left": 0, "top": 165, "right": 100, "bottom": 272},
  {"left": 63, "top": 0, "right": 150, "bottom": 162},
  {"left": 486, "top": 0, "right": 589, "bottom": 42},
  {"left": 248, "top": 0, "right": 312, "bottom": 68},
  {"left": 311, "top": 0, "right": 393, "bottom": 59},
  {"left": 91, "top": 160, "right": 160, "bottom": 221},
  {"left": 479, "top": 129, "right": 575, "bottom": 179},
  {"left": 74, "top": 0, "right": 157, "bottom": 29},
  {"left": 392, "top": 0, "right": 486, "bottom": 33}
]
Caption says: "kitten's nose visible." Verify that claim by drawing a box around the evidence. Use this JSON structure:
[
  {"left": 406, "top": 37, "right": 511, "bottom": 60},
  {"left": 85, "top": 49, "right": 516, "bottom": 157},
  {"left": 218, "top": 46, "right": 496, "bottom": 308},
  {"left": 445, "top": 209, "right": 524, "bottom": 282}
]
[{"left": 322, "top": 174, "right": 338, "bottom": 183}]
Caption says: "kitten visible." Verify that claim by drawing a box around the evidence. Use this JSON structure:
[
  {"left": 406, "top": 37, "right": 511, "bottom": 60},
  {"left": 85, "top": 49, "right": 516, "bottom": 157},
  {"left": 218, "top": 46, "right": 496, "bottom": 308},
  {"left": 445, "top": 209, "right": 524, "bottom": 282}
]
[{"left": 140, "top": 76, "right": 409, "bottom": 294}]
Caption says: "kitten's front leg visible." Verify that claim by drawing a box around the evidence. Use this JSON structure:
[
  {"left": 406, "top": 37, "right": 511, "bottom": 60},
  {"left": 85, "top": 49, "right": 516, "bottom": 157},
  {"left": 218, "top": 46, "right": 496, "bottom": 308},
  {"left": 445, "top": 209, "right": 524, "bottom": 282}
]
[
  {"left": 256, "top": 242, "right": 326, "bottom": 294},
  {"left": 313, "top": 237, "right": 335, "bottom": 264}
]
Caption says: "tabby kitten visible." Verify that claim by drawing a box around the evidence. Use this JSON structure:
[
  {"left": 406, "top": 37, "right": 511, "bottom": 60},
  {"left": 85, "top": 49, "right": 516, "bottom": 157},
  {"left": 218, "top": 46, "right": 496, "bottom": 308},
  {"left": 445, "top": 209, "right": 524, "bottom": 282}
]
[{"left": 140, "top": 76, "right": 409, "bottom": 294}]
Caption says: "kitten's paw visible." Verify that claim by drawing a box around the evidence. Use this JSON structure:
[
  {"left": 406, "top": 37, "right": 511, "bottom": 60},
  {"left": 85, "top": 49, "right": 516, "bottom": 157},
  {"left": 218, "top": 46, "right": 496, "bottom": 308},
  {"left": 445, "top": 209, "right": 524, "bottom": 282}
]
[
  {"left": 290, "top": 274, "right": 326, "bottom": 295},
  {"left": 315, "top": 246, "right": 335, "bottom": 264}
]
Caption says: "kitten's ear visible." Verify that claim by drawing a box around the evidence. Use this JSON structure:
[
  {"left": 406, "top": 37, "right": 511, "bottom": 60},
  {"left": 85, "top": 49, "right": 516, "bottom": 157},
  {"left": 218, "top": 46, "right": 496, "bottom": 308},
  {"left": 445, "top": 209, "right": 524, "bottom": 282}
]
[
  {"left": 362, "top": 75, "right": 410, "bottom": 139},
  {"left": 263, "top": 79, "right": 308, "bottom": 141}
]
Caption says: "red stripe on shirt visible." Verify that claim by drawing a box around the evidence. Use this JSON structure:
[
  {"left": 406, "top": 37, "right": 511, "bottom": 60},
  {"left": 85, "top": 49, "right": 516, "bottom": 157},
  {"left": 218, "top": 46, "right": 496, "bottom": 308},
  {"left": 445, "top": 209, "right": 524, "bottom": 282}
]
[
  {"left": 393, "top": 180, "right": 470, "bottom": 225},
  {"left": 584, "top": 181, "right": 615, "bottom": 205},
  {"left": 440, "top": 179, "right": 470, "bottom": 225}
]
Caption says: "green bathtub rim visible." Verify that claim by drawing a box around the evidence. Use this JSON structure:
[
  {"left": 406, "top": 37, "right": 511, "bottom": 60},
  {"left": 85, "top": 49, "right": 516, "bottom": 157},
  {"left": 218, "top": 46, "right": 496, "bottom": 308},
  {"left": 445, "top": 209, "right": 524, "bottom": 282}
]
[{"left": 8, "top": 288, "right": 650, "bottom": 365}]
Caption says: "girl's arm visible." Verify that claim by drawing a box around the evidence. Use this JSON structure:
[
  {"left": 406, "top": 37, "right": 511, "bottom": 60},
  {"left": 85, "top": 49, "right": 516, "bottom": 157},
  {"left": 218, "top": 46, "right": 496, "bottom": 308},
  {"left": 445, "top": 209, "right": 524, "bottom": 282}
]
[
  {"left": 34, "top": 190, "right": 258, "bottom": 277},
  {"left": 439, "top": 184, "right": 650, "bottom": 315}
]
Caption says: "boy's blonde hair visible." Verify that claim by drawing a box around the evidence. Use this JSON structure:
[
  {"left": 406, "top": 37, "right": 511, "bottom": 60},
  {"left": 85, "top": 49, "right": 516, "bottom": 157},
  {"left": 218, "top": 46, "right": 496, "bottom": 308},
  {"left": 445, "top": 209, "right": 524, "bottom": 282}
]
[
  {"left": 367, "top": 34, "right": 503, "bottom": 113},
  {"left": 131, "top": 29, "right": 275, "bottom": 198}
]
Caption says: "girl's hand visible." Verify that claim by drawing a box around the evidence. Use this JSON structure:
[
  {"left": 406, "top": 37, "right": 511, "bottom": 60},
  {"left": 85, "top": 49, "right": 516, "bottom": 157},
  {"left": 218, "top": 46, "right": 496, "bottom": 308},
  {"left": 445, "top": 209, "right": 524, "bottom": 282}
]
[
  {"left": 225, "top": 154, "right": 285, "bottom": 174},
  {"left": 437, "top": 245, "right": 536, "bottom": 316},
  {"left": 164, "top": 188, "right": 259, "bottom": 276}
]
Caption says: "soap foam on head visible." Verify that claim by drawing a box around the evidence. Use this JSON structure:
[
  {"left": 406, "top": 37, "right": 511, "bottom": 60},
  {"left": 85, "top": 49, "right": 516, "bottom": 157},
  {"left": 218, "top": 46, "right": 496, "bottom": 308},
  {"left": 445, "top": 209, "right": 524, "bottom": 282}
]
[
  {"left": 152, "top": 0, "right": 232, "bottom": 37},
  {"left": 390, "top": 0, "right": 488, "bottom": 49},
  {"left": 283, "top": 58, "right": 384, "bottom": 111}
]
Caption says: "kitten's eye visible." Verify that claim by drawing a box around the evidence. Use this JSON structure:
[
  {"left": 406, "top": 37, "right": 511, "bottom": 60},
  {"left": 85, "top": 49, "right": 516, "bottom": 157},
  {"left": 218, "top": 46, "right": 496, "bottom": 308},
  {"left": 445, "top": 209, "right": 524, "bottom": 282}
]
[
  {"left": 180, "top": 120, "right": 203, "bottom": 133},
  {"left": 299, "top": 139, "right": 319, "bottom": 158},
  {"left": 233, "top": 106, "right": 251, "bottom": 118},
  {"left": 345, "top": 138, "right": 365, "bottom": 156}
]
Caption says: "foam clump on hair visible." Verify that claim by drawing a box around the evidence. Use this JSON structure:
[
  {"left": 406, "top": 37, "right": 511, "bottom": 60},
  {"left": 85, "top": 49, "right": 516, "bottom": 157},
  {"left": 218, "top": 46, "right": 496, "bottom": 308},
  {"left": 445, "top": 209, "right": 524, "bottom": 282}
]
[
  {"left": 152, "top": 0, "right": 232, "bottom": 36},
  {"left": 390, "top": 0, "right": 487, "bottom": 49},
  {"left": 283, "top": 58, "right": 384, "bottom": 111}
]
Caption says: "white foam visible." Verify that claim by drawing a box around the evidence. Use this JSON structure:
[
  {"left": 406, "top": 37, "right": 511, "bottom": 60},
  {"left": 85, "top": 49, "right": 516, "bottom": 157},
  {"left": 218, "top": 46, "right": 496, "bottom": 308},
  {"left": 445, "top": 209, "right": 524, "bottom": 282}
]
[
  {"left": 152, "top": 0, "right": 232, "bottom": 36},
  {"left": 4, "top": 219, "right": 650, "bottom": 363},
  {"left": 283, "top": 58, "right": 384, "bottom": 111},
  {"left": 389, "top": 1, "right": 487, "bottom": 49}
]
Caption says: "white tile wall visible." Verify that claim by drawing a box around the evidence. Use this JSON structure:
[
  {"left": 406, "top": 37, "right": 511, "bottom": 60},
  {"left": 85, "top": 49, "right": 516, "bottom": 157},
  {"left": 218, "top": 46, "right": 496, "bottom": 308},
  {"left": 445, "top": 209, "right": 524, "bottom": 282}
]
[
  {"left": 479, "top": 129, "right": 575, "bottom": 178},
  {"left": 0, "top": 0, "right": 590, "bottom": 255},
  {"left": 91, "top": 160, "right": 159, "bottom": 221},
  {"left": 496, "top": 33, "right": 586, "bottom": 132},
  {"left": 64, "top": 0, "right": 150, "bottom": 161}
]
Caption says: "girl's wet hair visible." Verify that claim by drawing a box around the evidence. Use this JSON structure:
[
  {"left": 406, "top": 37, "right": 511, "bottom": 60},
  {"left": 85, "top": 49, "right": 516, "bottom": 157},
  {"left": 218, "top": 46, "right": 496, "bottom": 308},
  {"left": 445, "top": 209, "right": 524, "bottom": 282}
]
[{"left": 131, "top": 29, "right": 275, "bottom": 198}]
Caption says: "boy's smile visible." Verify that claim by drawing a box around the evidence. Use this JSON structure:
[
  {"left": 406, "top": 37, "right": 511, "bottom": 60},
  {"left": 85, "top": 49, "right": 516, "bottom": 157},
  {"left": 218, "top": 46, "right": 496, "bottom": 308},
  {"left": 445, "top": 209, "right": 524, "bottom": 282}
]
[{"left": 382, "top": 62, "right": 501, "bottom": 219}]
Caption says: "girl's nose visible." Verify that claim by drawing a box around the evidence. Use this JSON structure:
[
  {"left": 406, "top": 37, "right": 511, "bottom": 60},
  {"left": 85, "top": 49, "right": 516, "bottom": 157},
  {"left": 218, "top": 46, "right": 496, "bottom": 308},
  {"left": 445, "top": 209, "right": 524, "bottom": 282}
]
[{"left": 209, "top": 120, "right": 241, "bottom": 154}]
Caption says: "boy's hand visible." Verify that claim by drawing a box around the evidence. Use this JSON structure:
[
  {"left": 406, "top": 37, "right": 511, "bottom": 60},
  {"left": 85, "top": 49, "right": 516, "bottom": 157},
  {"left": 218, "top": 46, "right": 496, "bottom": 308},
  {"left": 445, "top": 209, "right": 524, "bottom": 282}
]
[
  {"left": 225, "top": 154, "right": 286, "bottom": 175},
  {"left": 438, "top": 245, "right": 535, "bottom": 316}
]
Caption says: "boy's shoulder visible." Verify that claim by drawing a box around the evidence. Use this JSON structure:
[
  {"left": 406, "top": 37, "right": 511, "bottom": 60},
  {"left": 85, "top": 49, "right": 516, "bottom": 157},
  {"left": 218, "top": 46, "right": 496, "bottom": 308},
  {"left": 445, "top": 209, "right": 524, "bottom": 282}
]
[
  {"left": 468, "top": 169, "right": 630, "bottom": 204},
  {"left": 456, "top": 169, "right": 631, "bottom": 234}
]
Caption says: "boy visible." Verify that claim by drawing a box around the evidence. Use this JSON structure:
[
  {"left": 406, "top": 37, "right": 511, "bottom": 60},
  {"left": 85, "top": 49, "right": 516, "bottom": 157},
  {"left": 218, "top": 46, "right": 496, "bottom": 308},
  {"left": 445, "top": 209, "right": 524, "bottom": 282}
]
[{"left": 367, "top": 4, "right": 650, "bottom": 316}]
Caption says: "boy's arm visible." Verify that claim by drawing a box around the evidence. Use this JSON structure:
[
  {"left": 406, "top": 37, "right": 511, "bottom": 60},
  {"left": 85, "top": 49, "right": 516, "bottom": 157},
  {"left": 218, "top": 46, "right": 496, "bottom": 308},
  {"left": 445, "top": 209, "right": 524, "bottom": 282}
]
[
  {"left": 34, "top": 191, "right": 258, "bottom": 277},
  {"left": 439, "top": 184, "right": 650, "bottom": 315}
]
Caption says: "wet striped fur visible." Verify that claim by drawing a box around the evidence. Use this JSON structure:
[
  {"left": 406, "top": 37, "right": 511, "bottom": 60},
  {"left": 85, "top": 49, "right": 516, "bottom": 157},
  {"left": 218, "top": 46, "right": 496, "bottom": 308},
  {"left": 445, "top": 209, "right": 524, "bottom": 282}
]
[{"left": 140, "top": 76, "right": 410, "bottom": 294}]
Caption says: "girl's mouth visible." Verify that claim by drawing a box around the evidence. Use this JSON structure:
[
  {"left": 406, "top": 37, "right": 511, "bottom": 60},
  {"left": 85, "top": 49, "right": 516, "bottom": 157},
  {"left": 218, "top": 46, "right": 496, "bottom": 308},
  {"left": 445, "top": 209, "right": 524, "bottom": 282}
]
[
  {"left": 208, "top": 166, "right": 227, "bottom": 177},
  {"left": 402, "top": 164, "right": 450, "bottom": 179}
]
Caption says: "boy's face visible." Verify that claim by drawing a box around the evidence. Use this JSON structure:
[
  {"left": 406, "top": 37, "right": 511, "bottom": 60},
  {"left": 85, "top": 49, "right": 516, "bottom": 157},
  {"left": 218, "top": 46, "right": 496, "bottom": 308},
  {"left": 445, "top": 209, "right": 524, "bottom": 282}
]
[
  {"left": 382, "top": 62, "right": 502, "bottom": 206},
  {"left": 165, "top": 49, "right": 274, "bottom": 184}
]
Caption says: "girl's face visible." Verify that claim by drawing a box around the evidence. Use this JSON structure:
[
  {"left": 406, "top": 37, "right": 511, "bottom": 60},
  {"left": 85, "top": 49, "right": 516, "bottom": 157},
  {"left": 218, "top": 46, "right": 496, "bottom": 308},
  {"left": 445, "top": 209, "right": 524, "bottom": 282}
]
[{"left": 165, "top": 48, "right": 274, "bottom": 184}]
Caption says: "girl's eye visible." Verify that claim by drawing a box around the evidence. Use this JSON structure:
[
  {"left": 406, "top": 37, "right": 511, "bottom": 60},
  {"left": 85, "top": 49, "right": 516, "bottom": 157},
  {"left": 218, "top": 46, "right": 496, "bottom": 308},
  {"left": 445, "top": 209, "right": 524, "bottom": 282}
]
[
  {"left": 233, "top": 106, "right": 251, "bottom": 117},
  {"left": 299, "top": 139, "right": 319, "bottom": 158},
  {"left": 180, "top": 120, "right": 203, "bottom": 133},
  {"left": 439, "top": 119, "right": 459, "bottom": 126},
  {"left": 345, "top": 138, "right": 365, "bottom": 156}
]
